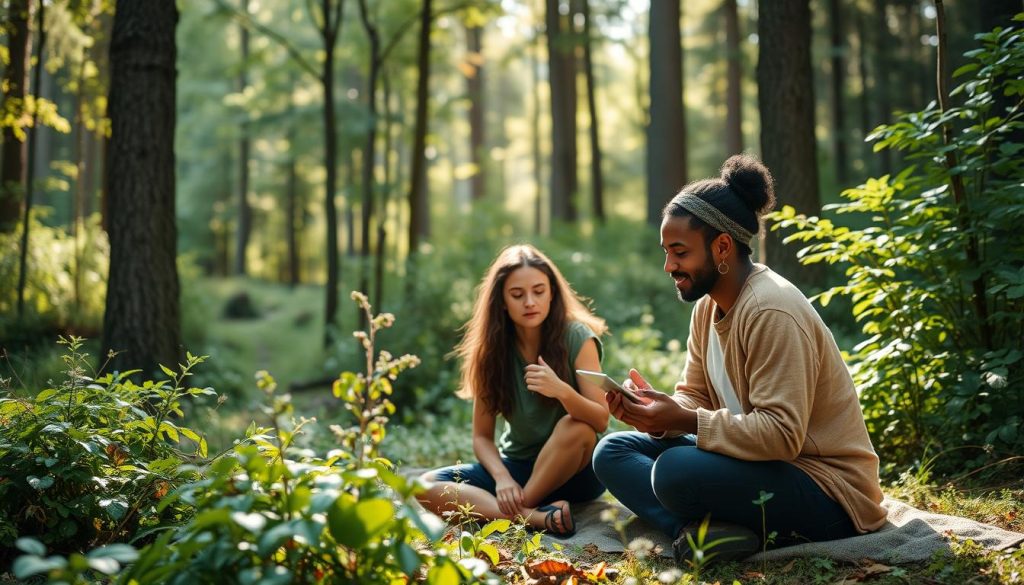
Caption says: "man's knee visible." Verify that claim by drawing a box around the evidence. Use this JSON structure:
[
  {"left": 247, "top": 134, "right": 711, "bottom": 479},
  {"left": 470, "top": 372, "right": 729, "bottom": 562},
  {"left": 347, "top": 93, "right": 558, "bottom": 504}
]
[
  {"left": 592, "top": 431, "right": 633, "bottom": 475},
  {"left": 651, "top": 447, "right": 710, "bottom": 512}
]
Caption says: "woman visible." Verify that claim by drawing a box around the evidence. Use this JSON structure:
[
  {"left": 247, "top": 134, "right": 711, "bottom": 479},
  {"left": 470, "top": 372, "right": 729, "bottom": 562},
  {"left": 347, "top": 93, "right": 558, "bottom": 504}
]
[{"left": 418, "top": 244, "right": 609, "bottom": 536}]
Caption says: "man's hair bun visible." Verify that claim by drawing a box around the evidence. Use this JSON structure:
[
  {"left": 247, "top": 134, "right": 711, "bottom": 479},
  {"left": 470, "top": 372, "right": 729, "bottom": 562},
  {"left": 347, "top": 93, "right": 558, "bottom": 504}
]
[{"left": 720, "top": 154, "right": 776, "bottom": 217}]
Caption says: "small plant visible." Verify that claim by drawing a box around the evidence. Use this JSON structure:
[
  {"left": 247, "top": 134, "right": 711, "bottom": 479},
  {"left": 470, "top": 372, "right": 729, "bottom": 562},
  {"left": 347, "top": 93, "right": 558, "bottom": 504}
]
[
  {"left": 679, "top": 515, "right": 746, "bottom": 583},
  {"left": 0, "top": 337, "right": 212, "bottom": 561},
  {"left": 752, "top": 490, "right": 777, "bottom": 574}
]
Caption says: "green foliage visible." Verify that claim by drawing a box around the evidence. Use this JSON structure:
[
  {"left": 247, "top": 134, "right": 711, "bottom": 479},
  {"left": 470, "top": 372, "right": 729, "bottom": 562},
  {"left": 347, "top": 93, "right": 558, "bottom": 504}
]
[
  {"left": 0, "top": 213, "right": 108, "bottom": 341},
  {"left": 0, "top": 337, "right": 211, "bottom": 560},
  {"left": 21, "top": 295, "right": 505, "bottom": 584},
  {"left": 767, "top": 19, "right": 1024, "bottom": 471}
]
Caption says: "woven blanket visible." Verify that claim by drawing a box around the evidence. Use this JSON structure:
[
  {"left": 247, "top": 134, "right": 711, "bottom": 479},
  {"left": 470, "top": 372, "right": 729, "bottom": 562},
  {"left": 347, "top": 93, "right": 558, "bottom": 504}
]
[{"left": 541, "top": 497, "right": 1024, "bottom": 564}]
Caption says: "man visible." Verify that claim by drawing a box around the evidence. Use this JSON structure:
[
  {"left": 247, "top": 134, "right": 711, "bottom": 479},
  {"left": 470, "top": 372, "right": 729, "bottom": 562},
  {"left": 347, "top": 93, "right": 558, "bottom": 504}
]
[{"left": 593, "top": 154, "right": 885, "bottom": 566}]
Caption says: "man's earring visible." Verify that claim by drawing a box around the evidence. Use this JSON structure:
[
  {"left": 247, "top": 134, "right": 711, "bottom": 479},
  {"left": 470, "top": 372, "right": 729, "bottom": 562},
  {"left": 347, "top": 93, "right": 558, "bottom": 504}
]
[{"left": 717, "top": 261, "right": 729, "bottom": 275}]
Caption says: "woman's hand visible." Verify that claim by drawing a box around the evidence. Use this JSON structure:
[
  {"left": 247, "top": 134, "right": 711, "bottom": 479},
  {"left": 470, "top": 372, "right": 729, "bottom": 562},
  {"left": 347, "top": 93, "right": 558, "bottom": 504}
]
[
  {"left": 607, "top": 368, "right": 696, "bottom": 434},
  {"left": 524, "top": 356, "right": 569, "bottom": 400},
  {"left": 494, "top": 475, "right": 524, "bottom": 517}
]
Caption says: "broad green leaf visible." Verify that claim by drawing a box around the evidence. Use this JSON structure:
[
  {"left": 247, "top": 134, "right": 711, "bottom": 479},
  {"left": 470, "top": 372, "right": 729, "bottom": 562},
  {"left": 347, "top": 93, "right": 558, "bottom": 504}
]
[
  {"left": 396, "top": 541, "right": 421, "bottom": 576},
  {"left": 478, "top": 542, "right": 500, "bottom": 566},
  {"left": 426, "top": 562, "right": 460, "bottom": 585},
  {"left": 15, "top": 537, "right": 46, "bottom": 556},
  {"left": 13, "top": 555, "right": 67, "bottom": 578},
  {"left": 27, "top": 475, "right": 54, "bottom": 490},
  {"left": 328, "top": 495, "right": 393, "bottom": 548},
  {"left": 480, "top": 518, "right": 511, "bottom": 537}
]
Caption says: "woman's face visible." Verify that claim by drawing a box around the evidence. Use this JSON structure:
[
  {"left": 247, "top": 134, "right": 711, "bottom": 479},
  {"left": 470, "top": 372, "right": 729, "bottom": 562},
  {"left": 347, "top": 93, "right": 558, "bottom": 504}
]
[{"left": 502, "top": 266, "right": 552, "bottom": 329}]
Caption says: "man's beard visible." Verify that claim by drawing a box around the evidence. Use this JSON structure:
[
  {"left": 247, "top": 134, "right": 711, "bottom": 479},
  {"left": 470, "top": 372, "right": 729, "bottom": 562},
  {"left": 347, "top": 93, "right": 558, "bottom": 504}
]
[{"left": 672, "top": 256, "right": 719, "bottom": 303}]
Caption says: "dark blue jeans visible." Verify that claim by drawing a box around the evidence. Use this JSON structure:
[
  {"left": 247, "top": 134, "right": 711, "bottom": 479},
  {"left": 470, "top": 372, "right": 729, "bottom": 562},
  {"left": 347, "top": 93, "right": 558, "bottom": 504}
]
[
  {"left": 431, "top": 457, "right": 605, "bottom": 505},
  {"left": 592, "top": 431, "right": 857, "bottom": 547}
]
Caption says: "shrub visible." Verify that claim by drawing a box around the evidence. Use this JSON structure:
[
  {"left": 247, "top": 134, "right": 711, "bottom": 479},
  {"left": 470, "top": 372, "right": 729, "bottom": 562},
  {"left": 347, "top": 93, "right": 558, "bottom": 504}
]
[
  {"left": 15, "top": 294, "right": 504, "bottom": 584},
  {"left": 769, "top": 17, "right": 1024, "bottom": 471},
  {"left": 0, "top": 337, "right": 212, "bottom": 562}
]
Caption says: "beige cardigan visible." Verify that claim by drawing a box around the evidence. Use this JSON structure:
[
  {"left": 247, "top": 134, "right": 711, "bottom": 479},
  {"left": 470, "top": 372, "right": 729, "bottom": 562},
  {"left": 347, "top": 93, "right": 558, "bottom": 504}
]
[{"left": 670, "top": 264, "right": 886, "bottom": 533}]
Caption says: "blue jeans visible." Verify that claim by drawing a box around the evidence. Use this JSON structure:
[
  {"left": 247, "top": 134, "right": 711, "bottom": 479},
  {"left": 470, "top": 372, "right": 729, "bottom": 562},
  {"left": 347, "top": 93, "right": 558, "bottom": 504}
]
[
  {"left": 592, "top": 431, "right": 857, "bottom": 547},
  {"left": 431, "top": 457, "right": 605, "bottom": 505}
]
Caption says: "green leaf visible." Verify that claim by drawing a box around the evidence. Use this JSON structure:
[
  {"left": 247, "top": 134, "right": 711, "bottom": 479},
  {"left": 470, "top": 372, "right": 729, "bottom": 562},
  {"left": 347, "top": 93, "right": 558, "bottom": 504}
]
[
  {"left": 257, "top": 521, "right": 300, "bottom": 557},
  {"left": 180, "top": 427, "right": 201, "bottom": 443},
  {"left": 397, "top": 541, "right": 421, "bottom": 576},
  {"left": 13, "top": 555, "right": 67, "bottom": 578},
  {"left": 159, "top": 364, "right": 176, "bottom": 378},
  {"left": 231, "top": 511, "right": 267, "bottom": 532},
  {"left": 426, "top": 561, "right": 461, "bottom": 585},
  {"left": 87, "top": 556, "right": 122, "bottom": 575},
  {"left": 406, "top": 504, "right": 446, "bottom": 542},
  {"left": 478, "top": 542, "right": 500, "bottom": 566},
  {"left": 459, "top": 532, "right": 475, "bottom": 555},
  {"left": 480, "top": 518, "right": 511, "bottom": 538},
  {"left": 35, "top": 389, "right": 58, "bottom": 402},
  {"left": 15, "top": 537, "right": 46, "bottom": 556},
  {"left": 88, "top": 544, "right": 140, "bottom": 564},
  {"left": 100, "top": 498, "right": 129, "bottom": 521},
  {"left": 160, "top": 421, "right": 180, "bottom": 443},
  {"left": 27, "top": 475, "right": 54, "bottom": 490},
  {"left": 328, "top": 495, "right": 394, "bottom": 549}
]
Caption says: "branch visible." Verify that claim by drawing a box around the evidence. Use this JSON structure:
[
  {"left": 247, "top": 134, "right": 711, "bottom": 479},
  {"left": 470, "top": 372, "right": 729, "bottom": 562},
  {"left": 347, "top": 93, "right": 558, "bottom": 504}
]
[
  {"left": 211, "top": 0, "right": 318, "bottom": 78},
  {"left": 378, "top": 0, "right": 480, "bottom": 66}
]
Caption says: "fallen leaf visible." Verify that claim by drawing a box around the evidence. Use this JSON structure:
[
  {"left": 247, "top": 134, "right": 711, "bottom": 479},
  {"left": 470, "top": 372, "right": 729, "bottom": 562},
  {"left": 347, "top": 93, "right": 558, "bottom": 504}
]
[
  {"left": 861, "top": 562, "right": 892, "bottom": 577},
  {"left": 781, "top": 559, "right": 797, "bottom": 573}
]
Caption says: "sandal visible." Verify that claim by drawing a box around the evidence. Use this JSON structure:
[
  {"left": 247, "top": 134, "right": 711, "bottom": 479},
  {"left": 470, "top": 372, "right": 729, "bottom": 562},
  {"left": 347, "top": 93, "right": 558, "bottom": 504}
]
[{"left": 535, "top": 501, "right": 575, "bottom": 537}]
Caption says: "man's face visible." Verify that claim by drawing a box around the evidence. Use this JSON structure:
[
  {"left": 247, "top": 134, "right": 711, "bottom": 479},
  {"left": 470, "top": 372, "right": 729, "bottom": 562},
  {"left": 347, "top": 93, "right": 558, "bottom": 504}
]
[{"left": 660, "top": 215, "right": 719, "bottom": 303}]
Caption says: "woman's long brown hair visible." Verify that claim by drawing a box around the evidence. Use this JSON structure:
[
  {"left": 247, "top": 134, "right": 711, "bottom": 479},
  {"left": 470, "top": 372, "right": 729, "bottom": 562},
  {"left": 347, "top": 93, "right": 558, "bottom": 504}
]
[{"left": 453, "top": 244, "right": 607, "bottom": 419}]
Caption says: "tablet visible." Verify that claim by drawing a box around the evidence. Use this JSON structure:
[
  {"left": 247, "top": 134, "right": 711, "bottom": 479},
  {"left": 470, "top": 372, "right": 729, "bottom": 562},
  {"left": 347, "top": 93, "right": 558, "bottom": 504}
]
[{"left": 575, "top": 369, "right": 643, "bottom": 404}]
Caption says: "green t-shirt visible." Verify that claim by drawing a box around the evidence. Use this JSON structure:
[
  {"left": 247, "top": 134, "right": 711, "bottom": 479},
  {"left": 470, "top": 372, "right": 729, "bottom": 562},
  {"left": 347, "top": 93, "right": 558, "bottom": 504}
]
[{"left": 497, "top": 321, "right": 603, "bottom": 460}]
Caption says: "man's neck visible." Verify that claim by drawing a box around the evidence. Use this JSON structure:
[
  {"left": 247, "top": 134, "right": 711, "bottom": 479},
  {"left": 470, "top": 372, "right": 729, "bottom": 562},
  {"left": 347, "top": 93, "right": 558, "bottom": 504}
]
[{"left": 710, "top": 261, "right": 755, "bottom": 316}]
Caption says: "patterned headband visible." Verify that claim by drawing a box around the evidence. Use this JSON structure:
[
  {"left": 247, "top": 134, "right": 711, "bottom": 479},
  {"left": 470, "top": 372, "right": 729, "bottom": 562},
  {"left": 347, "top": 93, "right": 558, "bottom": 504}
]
[{"left": 675, "top": 194, "right": 755, "bottom": 247}]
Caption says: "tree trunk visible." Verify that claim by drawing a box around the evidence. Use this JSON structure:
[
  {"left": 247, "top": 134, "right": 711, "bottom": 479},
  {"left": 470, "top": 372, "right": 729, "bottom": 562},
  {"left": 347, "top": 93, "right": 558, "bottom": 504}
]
[
  {"left": 357, "top": 0, "right": 379, "bottom": 324},
  {"left": 0, "top": 0, "right": 32, "bottom": 233},
  {"left": 234, "top": 0, "right": 252, "bottom": 276},
  {"left": 855, "top": 7, "right": 874, "bottom": 173},
  {"left": 101, "top": 0, "right": 181, "bottom": 375},
  {"left": 15, "top": 0, "right": 45, "bottom": 320},
  {"left": 546, "top": 0, "right": 578, "bottom": 223},
  {"left": 466, "top": 23, "right": 486, "bottom": 201},
  {"left": 828, "top": 0, "right": 848, "bottom": 186},
  {"left": 724, "top": 0, "right": 743, "bottom": 156},
  {"left": 285, "top": 78, "right": 300, "bottom": 287},
  {"left": 646, "top": 0, "right": 686, "bottom": 225},
  {"left": 407, "top": 0, "right": 432, "bottom": 258},
  {"left": 579, "top": 0, "right": 604, "bottom": 223},
  {"left": 531, "top": 0, "right": 544, "bottom": 234},
  {"left": 320, "top": 0, "right": 344, "bottom": 347},
  {"left": 873, "top": 0, "right": 893, "bottom": 175},
  {"left": 757, "top": 0, "right": 823, "bottom": 290},
  {"left": 374, "top": 71, "right": 393, "bottom": 313}
]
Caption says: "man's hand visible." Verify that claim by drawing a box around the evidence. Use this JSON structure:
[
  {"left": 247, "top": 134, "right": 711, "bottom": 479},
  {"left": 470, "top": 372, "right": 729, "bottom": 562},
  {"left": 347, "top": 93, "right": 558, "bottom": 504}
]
[
  {"left": 494, "top": 475, "right": 524, "bottom": 517},
  {"left": 607, "top": 368, "right": 694, "bottom": 434}
]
